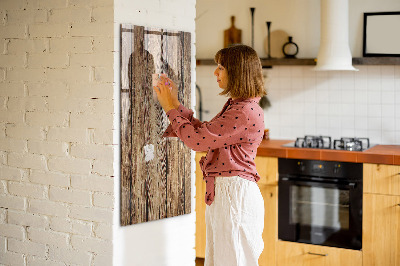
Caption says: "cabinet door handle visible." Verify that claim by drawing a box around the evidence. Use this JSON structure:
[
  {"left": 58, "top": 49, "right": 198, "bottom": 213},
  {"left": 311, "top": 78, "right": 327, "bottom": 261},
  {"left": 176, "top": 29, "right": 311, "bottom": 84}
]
[{"left": 307, "top": 252, "right": 328, "bottom": 256}]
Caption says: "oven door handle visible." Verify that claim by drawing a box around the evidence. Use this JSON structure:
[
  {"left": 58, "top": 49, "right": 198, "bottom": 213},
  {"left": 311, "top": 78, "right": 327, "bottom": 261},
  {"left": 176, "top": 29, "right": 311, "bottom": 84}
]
[{"left": 280, "top": 177, "right": 356, "bottom": 189}]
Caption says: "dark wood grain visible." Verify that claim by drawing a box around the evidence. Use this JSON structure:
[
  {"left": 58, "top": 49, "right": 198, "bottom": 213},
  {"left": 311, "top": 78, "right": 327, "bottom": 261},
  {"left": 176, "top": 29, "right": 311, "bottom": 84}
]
[
  {"left": 183, "top": 32, "right": 192, "bottom": 214},
  {"left": 120, "top": 25, "right": 192, "bottom": 225},
  {"left": 131, "top": 25, "right": 147, "bottom": 224},
  {"left": 165, "top": 31, "right": 184, "bottom": 217}
]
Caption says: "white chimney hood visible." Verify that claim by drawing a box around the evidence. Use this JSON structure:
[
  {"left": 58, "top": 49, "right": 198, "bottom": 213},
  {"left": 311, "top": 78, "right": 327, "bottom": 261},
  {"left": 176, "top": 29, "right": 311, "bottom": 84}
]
[{"left": 314, "top": 0, "right": 358, "bottom": 71}]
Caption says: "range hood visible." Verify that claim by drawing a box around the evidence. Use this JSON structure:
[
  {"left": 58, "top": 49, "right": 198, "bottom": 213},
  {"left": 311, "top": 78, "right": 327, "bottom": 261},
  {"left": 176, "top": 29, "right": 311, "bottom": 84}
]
[{"left": 314, "top": 0, "right": 358, "bottom": 71}]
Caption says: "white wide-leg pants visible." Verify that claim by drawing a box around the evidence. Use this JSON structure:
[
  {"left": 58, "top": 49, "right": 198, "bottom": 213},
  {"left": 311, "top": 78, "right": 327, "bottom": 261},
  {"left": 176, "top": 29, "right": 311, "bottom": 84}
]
[{"left": 205, "top": 176, "right": 264, "bottom": 266}]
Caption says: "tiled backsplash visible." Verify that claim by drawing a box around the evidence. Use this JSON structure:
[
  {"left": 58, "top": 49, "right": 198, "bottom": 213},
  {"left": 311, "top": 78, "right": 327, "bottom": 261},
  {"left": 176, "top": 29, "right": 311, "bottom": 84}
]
[{"left": 196, "top": 65, "right": 400, "bottom": 145}]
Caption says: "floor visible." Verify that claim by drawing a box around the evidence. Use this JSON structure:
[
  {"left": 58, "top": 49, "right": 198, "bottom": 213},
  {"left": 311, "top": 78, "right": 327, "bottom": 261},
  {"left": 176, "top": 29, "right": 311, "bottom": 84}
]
[{"left": 195, "top": 257, "right": 205, "bottom": 266}]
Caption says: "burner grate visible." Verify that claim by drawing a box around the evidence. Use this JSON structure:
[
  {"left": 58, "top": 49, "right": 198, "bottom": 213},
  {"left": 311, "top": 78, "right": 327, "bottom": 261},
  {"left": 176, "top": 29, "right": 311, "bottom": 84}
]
[
  {"left": 295, "top": 135, "right": 332, "bottom": 149},
  {"left": 333, "top": 137, "right": 370, "bottom": 151},
  {"left": 286, "top": 136, "right": 372, "bottom": 151}
]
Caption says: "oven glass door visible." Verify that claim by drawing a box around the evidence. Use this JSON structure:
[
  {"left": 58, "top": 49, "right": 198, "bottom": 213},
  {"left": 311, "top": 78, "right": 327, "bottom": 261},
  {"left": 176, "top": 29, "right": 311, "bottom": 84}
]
[
  {"left": 278, "top": 177, "right": 362, "bottom": 250},
  {"left": 292, "top": 184, "right": 349, "bottom": 238}
]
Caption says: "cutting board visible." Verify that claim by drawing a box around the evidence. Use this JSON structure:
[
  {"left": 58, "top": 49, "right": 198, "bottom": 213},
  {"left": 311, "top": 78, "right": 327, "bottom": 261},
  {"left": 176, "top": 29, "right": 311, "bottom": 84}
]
[{"left": 224, "top": 16, "right": 242, "bottom": 48}]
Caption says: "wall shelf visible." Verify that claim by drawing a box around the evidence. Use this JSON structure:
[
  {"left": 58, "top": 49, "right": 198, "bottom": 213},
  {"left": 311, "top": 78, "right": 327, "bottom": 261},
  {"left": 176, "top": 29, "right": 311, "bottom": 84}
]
[
  {"left": 352, "top": 57, "right": 400, "bottom": 65},
  {"left": 196, "top": 57, "right": 400, "bottom": 67}
]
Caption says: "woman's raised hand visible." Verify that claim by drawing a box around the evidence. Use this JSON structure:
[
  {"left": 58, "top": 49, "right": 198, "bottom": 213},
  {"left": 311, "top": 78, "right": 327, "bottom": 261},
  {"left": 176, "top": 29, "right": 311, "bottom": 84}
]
[
  {"left": 159, "top": 74, "right": 180, "bottom": 109},
  {"left": 153, "top": 75, "right": 176, "bottom": 113}
]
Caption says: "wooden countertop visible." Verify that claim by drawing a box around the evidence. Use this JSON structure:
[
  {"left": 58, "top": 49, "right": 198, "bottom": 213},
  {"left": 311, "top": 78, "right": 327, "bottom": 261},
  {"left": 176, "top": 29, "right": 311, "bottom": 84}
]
[{"left": 256, "top": 139, "right": 400, "bottom": 165}]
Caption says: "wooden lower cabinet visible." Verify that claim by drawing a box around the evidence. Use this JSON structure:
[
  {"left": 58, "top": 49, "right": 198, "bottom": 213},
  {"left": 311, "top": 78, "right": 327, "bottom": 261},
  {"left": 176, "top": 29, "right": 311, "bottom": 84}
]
[
  {"left": 363, "top": 193, "right": 400, "bottom": 266},
  {"left": 276, "top": 241, "right": 362, "bottom": 266},
  {"left": 259, "top": 185, "right": 278, "bottom": 266},
  {"left": 195, "top": 152, "right": 207, "bottom": 258}
]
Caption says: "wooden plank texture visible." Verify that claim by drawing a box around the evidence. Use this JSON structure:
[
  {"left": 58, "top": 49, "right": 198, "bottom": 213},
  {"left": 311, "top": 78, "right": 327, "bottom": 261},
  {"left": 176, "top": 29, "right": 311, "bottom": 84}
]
[
  {"left": 130, "top": 25, "right": 147, "bottom": 224},
  {"left": 183, "top": 32, "right": 192, "bottom": 215},
  {"left": 120, "top": 24, "right": 132, "bottom": 225},
  {"left": 165, "top": 32, "right": 182, "bottom": 218},
  {"left": 120, "top": 24, "right": 192, "bottom": 225}
]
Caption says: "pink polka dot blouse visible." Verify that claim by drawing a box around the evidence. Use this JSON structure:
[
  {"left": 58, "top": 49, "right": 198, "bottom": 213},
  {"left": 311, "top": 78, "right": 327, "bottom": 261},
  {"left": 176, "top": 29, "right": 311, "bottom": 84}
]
[{"left": 162, "top": 97, "right": 265, "bottom": 205}]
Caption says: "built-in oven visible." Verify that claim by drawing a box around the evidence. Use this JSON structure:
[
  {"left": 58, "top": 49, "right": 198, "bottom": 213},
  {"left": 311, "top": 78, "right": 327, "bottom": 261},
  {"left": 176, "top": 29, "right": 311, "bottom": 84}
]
[{"left": 278, "top": 158, "right": 363, "bottom": 250}]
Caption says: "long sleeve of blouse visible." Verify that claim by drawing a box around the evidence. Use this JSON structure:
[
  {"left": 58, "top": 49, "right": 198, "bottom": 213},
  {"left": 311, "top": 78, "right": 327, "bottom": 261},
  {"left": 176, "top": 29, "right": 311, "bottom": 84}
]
[
  {"left": 162, "top": 103, "right": 202, "bottom": 138},
  {"left": 164, "top": 104, "right": 248, "bottom": 152}
]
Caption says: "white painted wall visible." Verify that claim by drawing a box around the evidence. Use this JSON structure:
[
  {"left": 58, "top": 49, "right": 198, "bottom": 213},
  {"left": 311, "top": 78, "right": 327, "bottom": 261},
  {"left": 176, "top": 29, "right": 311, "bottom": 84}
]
[
  {"left": 196, "top": 0, "right": 400, "bottom": 145},
  {"left": 113, "top": 1, "right": 197, "bottom": 266},
  {"left": 196, "top": 0, "right": 400, "bottom": 58}
]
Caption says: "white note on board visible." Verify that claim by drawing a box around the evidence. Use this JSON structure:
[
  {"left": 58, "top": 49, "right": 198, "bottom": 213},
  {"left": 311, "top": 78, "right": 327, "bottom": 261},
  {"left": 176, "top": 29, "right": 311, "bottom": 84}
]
[{"left": 144, "top": 144, "right": 154, "bottom": 162}]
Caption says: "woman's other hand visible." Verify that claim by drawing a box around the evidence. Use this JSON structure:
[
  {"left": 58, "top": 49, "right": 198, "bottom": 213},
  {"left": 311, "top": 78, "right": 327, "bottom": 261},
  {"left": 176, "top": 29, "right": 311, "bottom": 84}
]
[{"left": 153, "top": 77, "right": 175, "bottom": 113}]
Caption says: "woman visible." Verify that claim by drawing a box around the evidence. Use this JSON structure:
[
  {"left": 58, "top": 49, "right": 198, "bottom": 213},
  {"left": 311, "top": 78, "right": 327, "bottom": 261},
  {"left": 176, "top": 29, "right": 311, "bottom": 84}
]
[{"left": 154, "top": 44, "right": 266, "bottom": 266}]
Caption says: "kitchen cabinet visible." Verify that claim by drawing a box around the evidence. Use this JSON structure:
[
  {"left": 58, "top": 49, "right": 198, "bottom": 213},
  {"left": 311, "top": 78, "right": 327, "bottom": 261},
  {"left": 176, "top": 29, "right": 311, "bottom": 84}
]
[
  {"left": 363, "top": 164, "right": 400, "bottom": 266},
  {"left": 256, "top": 156, "right": 278, "bottom": 266},
  {"left": 363, "top": 193, "right": 400, "bottom": 266},
  {"left": 195, "top": 156, "right": 400, "bottom": 265},
  {"left": 195, "top": 154, "right": 279, "bottom": 266},
  {"left": 276, "top": 241, "right": 362, "bottom": 266},
  {"left": 195, "top": 152, "right": 207, "bottom": 258},
  {"left": 259, "top": 184, "right": 278, "bottom": 266},
  {"left": 363, "top": 163, "right": 400, "bottom": 196}
]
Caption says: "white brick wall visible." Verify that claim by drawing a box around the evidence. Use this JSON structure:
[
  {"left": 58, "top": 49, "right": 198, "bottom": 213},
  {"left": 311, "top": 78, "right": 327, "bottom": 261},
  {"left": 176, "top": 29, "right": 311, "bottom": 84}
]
[{"left": 0, "top": 0, "right": 114, "bottom": 265}]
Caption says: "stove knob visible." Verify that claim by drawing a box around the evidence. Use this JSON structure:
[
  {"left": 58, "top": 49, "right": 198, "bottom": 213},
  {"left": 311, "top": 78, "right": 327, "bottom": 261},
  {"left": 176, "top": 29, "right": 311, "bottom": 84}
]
[
  {"left": 334, "top": 164, "right": 341, "bottom": 174},
  {"left": 298, "top": 161, "right": 305, "bottom": 171}
]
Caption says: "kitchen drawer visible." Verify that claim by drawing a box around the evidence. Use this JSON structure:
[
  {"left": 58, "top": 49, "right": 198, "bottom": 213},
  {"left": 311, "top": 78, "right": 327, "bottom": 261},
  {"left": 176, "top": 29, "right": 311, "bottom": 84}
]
[
  {"left": 364, "top": 164, "right": 400, "bottom": 196},
  {"left": 276, "top": 240, "right": 362, "bottom": 266},
  {"left": 255, "top": 156, "right": 278, "bottom": 186}
]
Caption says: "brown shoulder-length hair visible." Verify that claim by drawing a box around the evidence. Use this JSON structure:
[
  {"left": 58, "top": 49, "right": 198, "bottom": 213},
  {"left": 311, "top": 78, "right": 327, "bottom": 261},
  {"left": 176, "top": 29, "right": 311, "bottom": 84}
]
[{"left": 214, "top": 44, "right": 266, "bottom": 99}]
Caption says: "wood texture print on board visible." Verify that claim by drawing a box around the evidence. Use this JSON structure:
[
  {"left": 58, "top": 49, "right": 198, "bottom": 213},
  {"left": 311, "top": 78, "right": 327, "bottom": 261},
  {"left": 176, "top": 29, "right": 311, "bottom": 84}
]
[{"left": 120, "top": 24, "right": 192, "bottom": 226}]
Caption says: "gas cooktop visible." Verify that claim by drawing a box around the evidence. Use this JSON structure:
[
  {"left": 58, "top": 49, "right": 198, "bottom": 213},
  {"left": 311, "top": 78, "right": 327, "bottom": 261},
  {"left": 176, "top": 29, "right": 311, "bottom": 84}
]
[{"left": 282, "top": 135, "right": 375, "bottom": 151}]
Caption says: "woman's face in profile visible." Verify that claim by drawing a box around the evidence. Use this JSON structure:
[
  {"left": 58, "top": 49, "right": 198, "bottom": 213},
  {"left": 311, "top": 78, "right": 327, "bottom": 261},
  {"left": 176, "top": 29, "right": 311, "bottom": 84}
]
[{"left": 214, "top": 64, "right": 228, "bottom": 90}]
